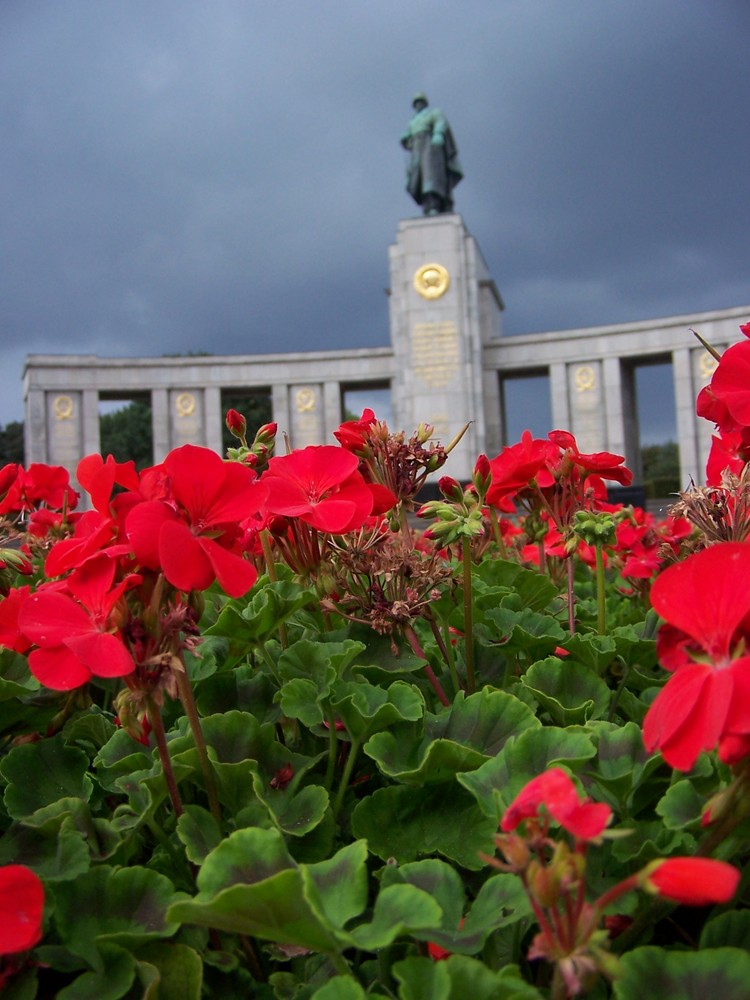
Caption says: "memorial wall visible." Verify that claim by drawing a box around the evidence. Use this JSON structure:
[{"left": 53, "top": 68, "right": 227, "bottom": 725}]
[{"left": 23, "top": 213, "right": 748, "bottom": 491}]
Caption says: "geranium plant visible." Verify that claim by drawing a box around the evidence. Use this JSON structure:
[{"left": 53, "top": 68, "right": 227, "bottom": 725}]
[{"left": 0, "top": 331, "right": 748, "bottom": 998}]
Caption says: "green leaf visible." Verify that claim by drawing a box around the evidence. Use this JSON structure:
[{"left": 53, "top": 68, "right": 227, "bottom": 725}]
[
  {"left": 331, "top": 679, "right": 424, "bottom": 743},
  {"left": 62, "top": 709, "right": 117, "bottom": 752},
  {"left": 392, "top": 956, "right": 450, "bottom": 1000},
  {"left": 0, "top": 817, "right": 91, "bottom": 881},
  {"left": 349, "top": 884, "right": 442, "bottom": 950},
  {"left": 1, "top": 734, "right": 93, "bottom": 820},
  {"left": 206, "top": 579, "right": 316, "bottom": 646},
  {"left": 522, "top": 657, "right": 610, "bottom": 725},
  {"left": 473, "top": 558, "right": 559, "bottom": 612},
  {"left": 175, "top": 806, "right": 223, "bottom": 865},
  {"left": 255, "top": 781, "right": 330, "bottom": 837},
  {"left": 311, "top": 977, "right": 367, "bottom": 1000},
  {"left": 351, "top": 785, "right": 496, "bottom": 869},
  {"left": 394, "top": 956, "right": 544, "bottom": 1000},
  {"left": 559, "top": 633, "right": 618, "bottom": 672},
  {"left": 56, "top": 944, "right": 135, "bottom": 1000},
  {"left": 483, "top": 606, "right": 566, "bottom": 656},
  {"left": 168, "top": 829, "right": 361, "bottom": 953},
  {"left": 614, "top": 947, "right": 750, "bottom": 1000},
  {"left": 303, "top": 839, "right": 369, "bottom": 929},
  {"left": 656, "top": 779, "right": 704, "bottom": 829},
  {"left": 700, "top": 910, "right": 750, "bottom": 950},
  {"left": 365, "top": 688, "right": 538, "bottom": 784},
  {"left": 135, "top": 943, "right": 203, "bottom": 1000},
  {"left": 52, "top": 866, "right": 182, "bottom": 965},
  {"left": 381, "top": 857, "right": 463, "bottom": 922},
  {"left": 458, "top": 726, "right": 596, "bottom": 819}
]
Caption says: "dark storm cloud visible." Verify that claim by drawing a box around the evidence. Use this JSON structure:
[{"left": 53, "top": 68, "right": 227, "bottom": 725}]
[{"left": 1, "top": 0, "right": 748, "bottom": 425}]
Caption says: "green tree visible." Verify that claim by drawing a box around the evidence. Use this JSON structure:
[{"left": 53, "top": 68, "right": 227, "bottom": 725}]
[
  {"left": 0, "top": 421, "right": 25, "bottom": 465},
  {"left": 99, "top": 401, "right": 153, "bottom": 470},
  {"left": 641, "top": 441, "right": 680, "bottom": 497}
]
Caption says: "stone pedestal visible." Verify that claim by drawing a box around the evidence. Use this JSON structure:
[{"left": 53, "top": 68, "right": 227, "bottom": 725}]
[{"left": 388, "top": 214, "right": 503, "bottom": 480}]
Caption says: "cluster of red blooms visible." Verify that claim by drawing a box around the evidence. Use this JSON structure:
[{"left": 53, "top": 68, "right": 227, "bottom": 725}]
[
  {"left": 697, "top": 322, "right": 750, "bottom": 484},
  {"left": 482, "top": 768, "right": 739, "bottom": 996},
  {"left": 0, "top": 422, "right": 404, "bottom": 695}
]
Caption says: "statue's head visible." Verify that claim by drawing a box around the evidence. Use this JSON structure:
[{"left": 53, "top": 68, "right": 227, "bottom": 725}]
[{"left": 412, "top": 92, "right": 428, "bottom": 110}]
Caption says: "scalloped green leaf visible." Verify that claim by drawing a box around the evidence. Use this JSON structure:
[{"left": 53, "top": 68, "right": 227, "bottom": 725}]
[
  {"left": 655, "top": 779, "right": 704, "bottom": 829},
  {"left": 559, "top": 633, "right": 617, "bottom": 672},
  {"left": 381, "top": 859, "right": 465, "bottom": 930},
  {"left": 483, "top": 605, "right": 566, "bottom": 656},
  {"left": 56, "top": 943, "right": 135, "bottom": 1000},
  {"left": 0, "top": 818, "right": 90, "bottom": 881},
  {"left": 700, "top": 910, "right": 750, "bottom": 950},
  {"left": 614, "top": 947, "right": 750, "bottom": 999},
  {"left": 331, "top": 679, "right": 424, "bottom": 743},
  {"left": 351, "top": 785, "right": 495, "bottom": 869},
  {"left": 302, "top": 838, "right": 369, "bottom": 929},
  {"left": 176, "top": 806, "right": 222, "bottom": 865},
  {"left": 458, "top": 726, "right": 596, "bottom": 819},
  {"left": 473, "top": 558, "right": 558, "bottom": 612},
  {"left": 52, "top": 866, "right": 182, "bottom": 965},
  {"left": 365, "top": 688, "right": 538, "bottom": 783},
  {"left": 522, "top": 657, "right": 610, "bottom": 725},
  {"left": 168, "top": 829, "right": 365, "bottom": 953},
  {"left": 205, "top": 579, "right": 316, "bottom": 646},
  {"left": 1, "top": 734, "right": 93, "bottom": 820},
  {"left": 136, "top": 943, "right": 203, "bottom": 1000},
  {"left": 311, "top": 978, "right": 367, "bottom": 1000},
  {"left": 349, "top": 884, "right": 442, "bottom": 950}
]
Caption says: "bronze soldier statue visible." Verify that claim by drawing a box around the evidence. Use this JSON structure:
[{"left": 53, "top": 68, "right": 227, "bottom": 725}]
[{"left": 400, "top": 93, "right": 463, "bottom": 216}]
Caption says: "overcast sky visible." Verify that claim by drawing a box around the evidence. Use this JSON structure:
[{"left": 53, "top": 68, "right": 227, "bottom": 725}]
[{"left": 2, "top": 0, "right": 749, "bottom": 430}]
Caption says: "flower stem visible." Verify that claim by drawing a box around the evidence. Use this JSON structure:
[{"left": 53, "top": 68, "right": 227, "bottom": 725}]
[
  {"left": 566, "top": 556, "right": 576, "bottom": 634},
  {"left": 146, "top": 697, "right": 183, "bottom": 818},
  {"left": 462, "top": 538, "right": 476, "bottom": 694},
  {"left": 595, "top": 543, "right": 606, "bottom": 634},
  {"left": 404, "top": 624, "right": 450, "bottom": 706},
  {"left": 176, "top": 666, "right": 223, "bottom": 829},
  {"left": 332, "top": 737, "right": 362, "bottom": 819}
]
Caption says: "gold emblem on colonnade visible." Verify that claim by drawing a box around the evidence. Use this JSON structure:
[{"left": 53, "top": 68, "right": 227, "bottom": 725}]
[
  {"left": 175, "top": 392, "right": 196, "bottom": 418},
  {"left": 294, "top": 388, "right": 316, "bottom": 413},
  {"left": 699, "top": 352, "right": 719, "bottom": 381},
  {"left": 53, "top": 395, "right": 74, "bottom": 420},
  {"left": 413, "top": 262, "right": 450, "bottom": 300},
  {"left": 574, "top": 365, "right": 596, "bottom": 392}
]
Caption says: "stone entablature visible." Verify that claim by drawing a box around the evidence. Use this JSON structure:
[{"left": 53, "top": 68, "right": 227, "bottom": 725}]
[{"left": 23, "top": 214, "right": 749, "bottom": 492}]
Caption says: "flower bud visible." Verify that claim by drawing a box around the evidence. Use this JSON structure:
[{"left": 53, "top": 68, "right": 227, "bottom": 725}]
[{"left": 225, "top": 408, "right": 247, "bottom": 440}]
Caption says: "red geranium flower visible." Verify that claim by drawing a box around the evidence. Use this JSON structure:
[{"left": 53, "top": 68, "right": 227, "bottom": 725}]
[
  {"left": 642, "top": 857, "right": 739, "bottom": 905},
  {"left": 262, "top": 445, "right": 377, "bottom": 533},
  {"left": 18, "top": 553, "right": 138, "bottom": 691},
  {"left": 709, "top": 339, "right": 750, "bottom": 429},
  {"left": 125, "top": 445, "right": 264, "bottom": 598},
  {"left": 643, "top": 543, "right": 750, "bottom": 769},
  {"left": 0, "top": 865, "right": 44, "bottom": 954},
  {"left": 501, "top": 767, "right": 611, "bottom": 841},
  {"left": 333, "top": 408, "right": 377, "bottom": 452}
]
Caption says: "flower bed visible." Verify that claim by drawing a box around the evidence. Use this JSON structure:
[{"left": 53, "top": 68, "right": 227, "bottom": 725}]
[{"left": 0, "top": 329, "right": 748, "bottom": 998}]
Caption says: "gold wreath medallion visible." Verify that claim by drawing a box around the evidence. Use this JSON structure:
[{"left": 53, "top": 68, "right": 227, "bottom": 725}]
[{"left": 413, "top": 263, "right": 450, "bottom": 300}]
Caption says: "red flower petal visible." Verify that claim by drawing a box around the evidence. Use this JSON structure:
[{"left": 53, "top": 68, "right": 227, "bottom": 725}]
[
  {"left": 0, "top": 865, "right": 44, "bottom": 954},
  {"left": 158, "top": 519, "right": 215, "bottom": 593},
  {"left": 197, "top": 536, "right": 258, "bottom": 598},
  {"left": 646, "top": 857, "right": 739, "bottom": 905},
  {"left": 28, "top": 646, "right": 92, "bottom": 691}
]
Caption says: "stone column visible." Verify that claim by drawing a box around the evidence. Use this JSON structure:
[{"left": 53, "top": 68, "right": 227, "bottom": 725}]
[
  {"left": 81, "top": 390, "right": 100, "bottom": 457},
  {"left": 169, "top": 389, "right": 205, "bottom": 448},
  {"left": 388, "top": 214, "right": 502, "bottom": 480},
  {"left": 602, "top": 357, "right": 630, "bottom": 462},
  {"left": 271, "top": 384, "right": 290, "bottom": 448},
  {"left": 566, "top": 361, "right": 604, "bottom": 453},
  {"left": 46, "top": 392, "right": 83, "bottom": 481},
  {"left": 673, "top": 348, "right": 699, "bottom": 487},
  {"left": 289, "top": 384, "right": 324, "bottom": 448},
  {"left": 204, "top": 387, "right": 223, "bottom": 455},
  {"left": 151, "top": 389, "right": 169, "bottom": 463},
  {"left": 323, "top": 382, "right": 342, "bottom": 443},
  {"left": 692, "top": 346, "right": 721, "bottom": 482}
]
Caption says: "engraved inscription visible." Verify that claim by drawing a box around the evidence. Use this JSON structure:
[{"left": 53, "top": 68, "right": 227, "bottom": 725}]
[{"left": 411, "top": 322, "right": 459, "bottom": 388}]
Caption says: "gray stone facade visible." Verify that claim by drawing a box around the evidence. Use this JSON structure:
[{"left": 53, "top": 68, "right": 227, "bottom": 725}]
[{"left": 24, "top": 214, "right": 748, "bottom": 491}]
